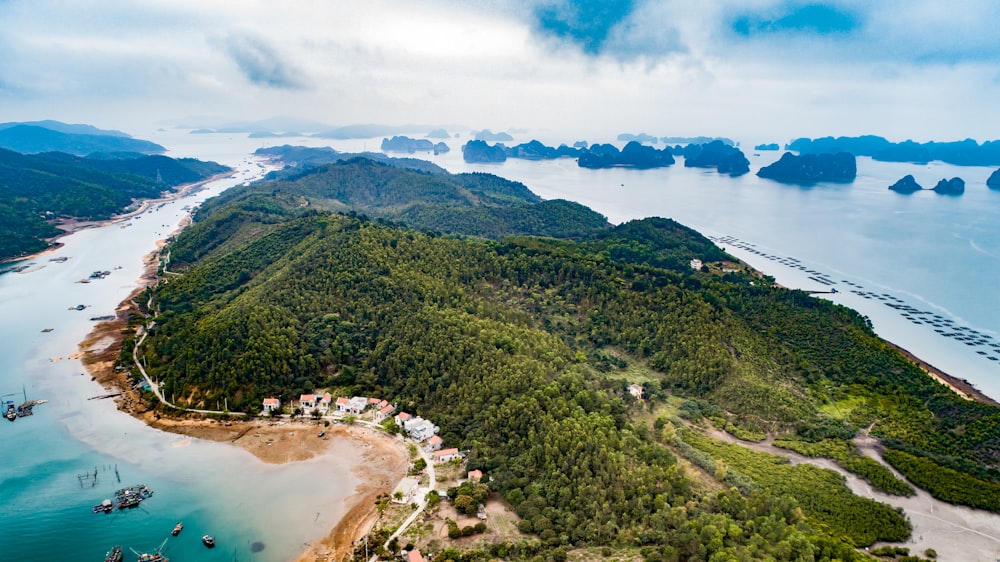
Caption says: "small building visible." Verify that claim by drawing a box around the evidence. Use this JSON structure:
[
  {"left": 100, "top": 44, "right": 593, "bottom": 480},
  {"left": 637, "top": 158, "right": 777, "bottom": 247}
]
[
  {"left": 348, "top": 396, "right": 369, "bottom": 414},
  {"left": 392, "top": 477, "right": 420, "bottom": 504},
  {"left": 336, "top": 396, "right": 350, "bottom": 413},
  {"left": 404, "top": 417, "right": 439, "bottom": 442},
  {"left": 690, "top": 258, "right": 703, "bottom": 270},
  {"left": 467, "top": 469, "right": 483, "bottom": 480},
  {"left": 300, "top": 394, "right": 316, "bottom": 411},
  {"left": 433, "top": 448, "right": 461, "bottom": 464},
  {"left": 628, "top": 383, "right": 644, "bottom": 400},
  {"left": 375, "top": 403, "right": 396, "bottom": 422},
  {"left": 395, "top": 412, "right": 413, "bottom": 426},
  {"left": 426, "top": 434, "right": 444, "bottom": 451},
  {"left": 405, "top": 549, "right": 424, "bottom": 562},
  {"left": 318, "top": 393, "right": 332, "bottom": 412},
  {"left": 262, "top": 397, "right": 281, "bottom": 413}
]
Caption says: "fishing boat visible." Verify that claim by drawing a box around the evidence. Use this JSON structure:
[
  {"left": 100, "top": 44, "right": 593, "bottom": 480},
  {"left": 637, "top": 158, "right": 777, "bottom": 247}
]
[
  {"left": 103, "top": 545, "right": 123, "bottom": 562},
  {"left": 171, "top": 522, "right": 183, "bottom": 536},
  {"left": 133, "top": 539, "right": 168, "bottom": 562},
  {"left": 4, "top": 401, "right": 16, "bottom": 421},
  {"left": 92, "top": 499, "right": 114, "bottom": 513},
  {"left": 202, "top": 535, "right": 215, "bottom": 548}
]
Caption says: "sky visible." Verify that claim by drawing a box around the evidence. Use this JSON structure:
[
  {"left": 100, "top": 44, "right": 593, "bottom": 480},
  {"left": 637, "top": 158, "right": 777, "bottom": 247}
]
[{"left": 2, "top": 0, "right": 999, "bottom": 144}]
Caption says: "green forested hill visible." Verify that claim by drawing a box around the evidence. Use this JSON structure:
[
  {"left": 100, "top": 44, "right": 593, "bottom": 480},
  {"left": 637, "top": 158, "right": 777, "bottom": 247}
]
[
  {"left": 0, "top": 148, "right": 229, "bottom": 261},
  {"left": 139, "top": 191, "right": 1000, "bottom": 557},
  {"left": 187, "top": 158, "right": 609, "bottom": 244},
  {"left": 135, "top": 158, "right": 1000, "bottom": 557}
]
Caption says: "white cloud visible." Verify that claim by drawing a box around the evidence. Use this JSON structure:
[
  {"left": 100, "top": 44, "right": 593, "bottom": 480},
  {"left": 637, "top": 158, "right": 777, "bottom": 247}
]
[{"left": 0, "top": 0, "right": 998, "bottom": 143}]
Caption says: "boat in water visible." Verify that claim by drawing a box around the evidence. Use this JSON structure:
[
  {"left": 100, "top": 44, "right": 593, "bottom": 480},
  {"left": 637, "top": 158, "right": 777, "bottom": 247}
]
[
  {"left": 115, "top": 484, "right": 153, "bottom": 509},
  {"left": 92, "top": 499, "right": 114, "bottom": 514},
  {"left": 171, "top": 522, "right": 183, "bottom": 536},
  {"left": 202, "top": 535, "right": 215, "bottom": 548},
  {"left": 103, "top": 545, "right": 123, "bottom": 562},
  {"left": 133, "top": 539, "right": 168, "bottom": 562},
  {"left": 4, "top": 400, "right": 16, "bottom": 421}
]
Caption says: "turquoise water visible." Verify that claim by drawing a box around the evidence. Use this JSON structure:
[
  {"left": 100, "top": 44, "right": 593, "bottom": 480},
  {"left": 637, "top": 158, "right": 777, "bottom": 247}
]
[{"left": 0, "top": 155, "right": 359, "bottom": 562}]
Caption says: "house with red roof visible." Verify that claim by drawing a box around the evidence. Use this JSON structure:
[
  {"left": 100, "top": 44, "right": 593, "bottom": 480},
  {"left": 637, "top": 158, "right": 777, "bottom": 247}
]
[
  {"left": 300, "top": 394, "right": 316, "bottom": 411},
  {"left": 433, "top": 448, "right": 461, "bottom": 463},
  {"left": 426, "top": 434, "right": 444, "bottom": 451},
  {"left": 375, "top": 403, "right": 396, "bottom": 422},
  {"left": 262, "top": 397, "right": 281, "bottom": 413}
]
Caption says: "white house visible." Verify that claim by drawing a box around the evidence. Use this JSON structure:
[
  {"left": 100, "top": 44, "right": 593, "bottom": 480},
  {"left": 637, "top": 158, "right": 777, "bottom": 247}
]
[
  {"left": 300, "top": 394, "right": 316, "bottom": 411},
  {"left": 318, "top": 393, "right": 332, "bottom": 412},
  {"left": 336, "top": 396, "right": 350, "bottom": 413},
  {"left": 426, "top": 435, "right": 444, "bottom": 451},
  {"left": 433, "top": 448, "right": 461, "bottom": 464},
  {"left": 690, "top": 258, "right": 703, "bottom": 270},
  {"left": 404, "top": 417, "right": 439, "bottom": 442},
  {"left": 262, "top": 397, "right": 281, "bottom": 413},
  {"left": 348, "top": 396, "right": 368, "bottom": 414},
  {"left": 392, "top": 477, "right": 420, "bottom": 503},
  {"left": 375, "top": 403, "right": 396, "bottom": 422},
  {"left": 395, "top": 412, "right": 413, "bottom": 426}
]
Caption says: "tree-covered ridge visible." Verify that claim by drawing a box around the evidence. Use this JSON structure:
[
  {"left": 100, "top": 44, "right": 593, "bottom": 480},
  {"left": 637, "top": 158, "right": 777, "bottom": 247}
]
[
  {"left": 187, "top": 158, "right": 610, "bottom": 244},
  {"left": 0, "top": 148, "right": 229, "bottom": 261}
]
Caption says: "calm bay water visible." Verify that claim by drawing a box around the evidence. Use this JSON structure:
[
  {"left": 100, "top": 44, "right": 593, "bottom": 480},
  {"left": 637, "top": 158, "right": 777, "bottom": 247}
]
[{"left": 3, "top": 128, "right": 997, "bottom": 561}]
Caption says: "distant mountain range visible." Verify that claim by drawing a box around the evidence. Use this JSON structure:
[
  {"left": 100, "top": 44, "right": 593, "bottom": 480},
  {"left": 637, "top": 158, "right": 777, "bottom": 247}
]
[{"left": 0, "top": 122, "right": 165, "bottom": 155}]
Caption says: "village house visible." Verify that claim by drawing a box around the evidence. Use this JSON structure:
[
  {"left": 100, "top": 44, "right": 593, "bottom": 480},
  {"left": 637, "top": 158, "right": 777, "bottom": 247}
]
[
  {"left": 628, "top": 383, "right": 644, "bottom": 400},
  {"left": 318, "top": 392, "right": 332, "bottom": 412},
  {"left": 395, "top": 412, "right": 413, "bottom": 426},
  {"left": 299, "top": 393, "right": 316, "bottom": 411},
  {"left": 375, "top": 403, "right": 396, "bottom": 422},
  {"left": 426, "top": 434, "right": 444, "bottom": 451},
  {"left": 467, "top": 469, "right": 483, "bottom": 481},
  {"left": 392, "top": 477, "right": 420, "bottom": 504},
  {"left": 348, "top": 396, "right": 368, "bottom": 414},
  {"left": 262, "top": 397, "right": 281, "bottom": 413},
  {"left": 433, "top": 448, "right": 461, "bottom": 464},
  {"left": 404, "top": 549, "right": 424, "bottom": 562},
  {"left": 336, "top": 396, "right": 350, "bottom": 413},
  {"left": 404, "top": 417, "right": 439, "bottom": 442},
  {"left": 690, "top": 258, "right": 703, "bottom": 270}
]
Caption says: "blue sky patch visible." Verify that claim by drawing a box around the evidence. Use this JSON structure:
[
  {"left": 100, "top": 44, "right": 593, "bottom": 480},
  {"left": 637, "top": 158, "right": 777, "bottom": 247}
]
[
  {"left": 732, "top": 3, "right": 860, "bottom": 37},
  {"left": 532, "top": 0, "right": 636, "bottom": 54}
]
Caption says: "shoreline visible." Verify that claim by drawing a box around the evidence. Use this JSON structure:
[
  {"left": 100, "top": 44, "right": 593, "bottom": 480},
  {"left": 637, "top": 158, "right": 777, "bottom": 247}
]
[
  {"left": 722, "top": 248, "right": 1000, "bottom": 407},
  {"left": 72, "top": 169, "right": 409, "bottom": 562},
  {"left": 1, "top": 171, "right": 234, "bottom": 266}
]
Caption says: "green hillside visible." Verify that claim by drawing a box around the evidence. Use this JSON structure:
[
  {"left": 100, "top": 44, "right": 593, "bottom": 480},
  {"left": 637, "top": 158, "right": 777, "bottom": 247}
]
[
  {"left": 133, "top": 162, "right": 1000, "bottom": 558},
  {"left": 0, "top": 148, "right": 229, "bottom": 261}
]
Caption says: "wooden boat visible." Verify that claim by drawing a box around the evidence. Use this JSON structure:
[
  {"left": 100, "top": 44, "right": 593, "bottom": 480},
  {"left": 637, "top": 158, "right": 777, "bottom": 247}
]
[
  {"left": 103, "top": 545, "right": 123, "bottom": 562},
  {"left": 171, "top": 522, "right": 183, "bottom": 536}
]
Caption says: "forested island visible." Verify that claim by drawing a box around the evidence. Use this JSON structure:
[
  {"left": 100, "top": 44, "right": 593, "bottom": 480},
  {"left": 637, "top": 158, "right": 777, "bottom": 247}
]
[
  {"left": 0, "top": 147, "right": 228, "bottom": 261},
  {"left": 120, "top": 151, "right": 1000, "bottom": 562},
  {"left": 461, "top": 139, "right": 749, "bottom": 173},
  {"left": 757, "top": 152, "right": 857, "bottom": 184},
  {"left": 787, "top": 135, "right": 1000, "bottom": 166}
]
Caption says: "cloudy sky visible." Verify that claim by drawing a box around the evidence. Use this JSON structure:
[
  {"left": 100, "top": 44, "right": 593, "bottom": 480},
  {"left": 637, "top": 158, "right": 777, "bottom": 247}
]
[{"left": 2, "top": 0, "right": 999, "bottom": 143}]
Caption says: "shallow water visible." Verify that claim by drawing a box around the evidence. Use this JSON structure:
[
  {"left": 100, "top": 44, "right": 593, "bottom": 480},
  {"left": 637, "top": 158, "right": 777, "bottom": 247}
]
[{"left": 0, "top": 154, "right": 359, "bottom": 562}]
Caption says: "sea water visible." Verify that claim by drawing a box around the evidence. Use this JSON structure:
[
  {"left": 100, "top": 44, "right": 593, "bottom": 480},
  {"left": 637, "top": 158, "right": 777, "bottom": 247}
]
[{"left": 0, "top": 149, "right": 359, "bottom": 562}]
